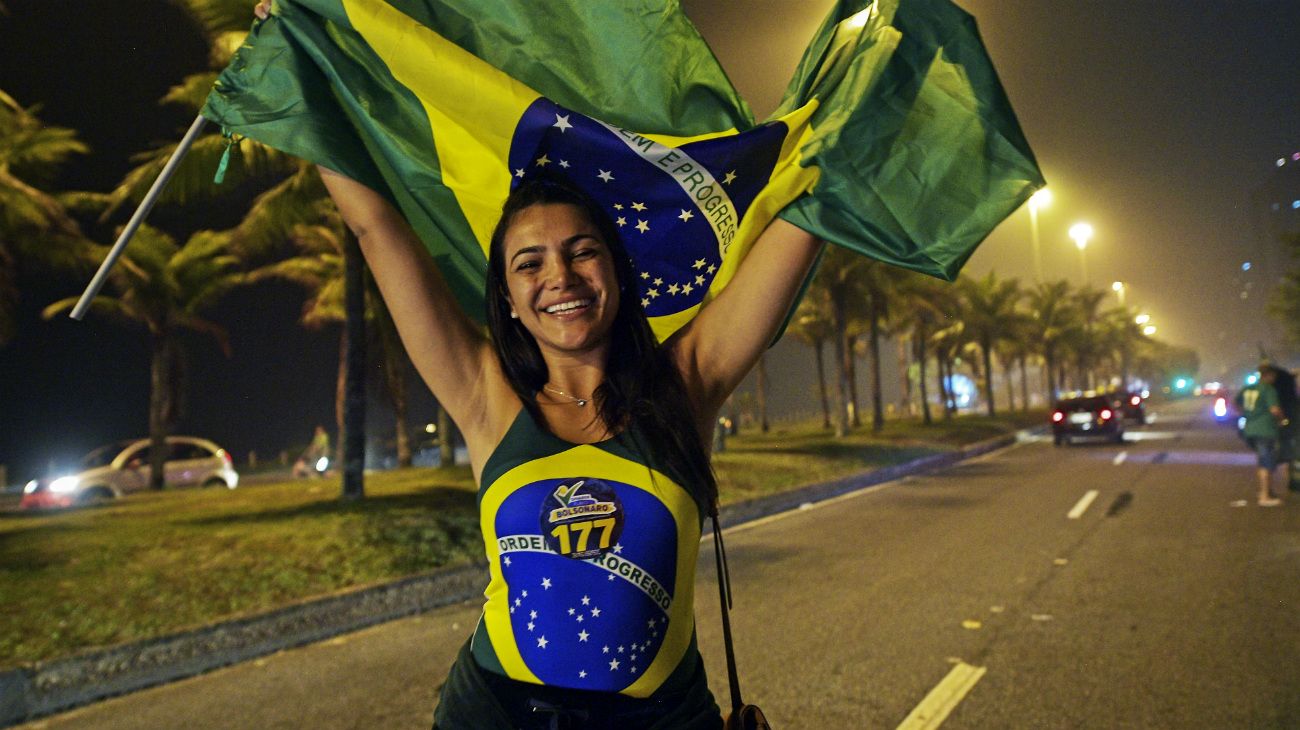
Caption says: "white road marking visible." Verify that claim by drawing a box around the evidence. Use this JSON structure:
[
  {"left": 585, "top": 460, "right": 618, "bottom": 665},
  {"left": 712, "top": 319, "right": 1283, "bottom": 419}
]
[
  {"left": 1067, "top": 490, "right": 1100, "bottom": 520},
  {"left": 896, "top": 661, "right": 988, "bottom": 730},
  {"left": 1113, "top": 451, "right": 1128, "bottom": 465}
]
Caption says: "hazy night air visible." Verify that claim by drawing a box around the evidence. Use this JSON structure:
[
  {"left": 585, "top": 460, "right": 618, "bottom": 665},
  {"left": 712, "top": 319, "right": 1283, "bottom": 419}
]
[{"left": 0, "top": 0, "right": 1297, "bottom": 482}]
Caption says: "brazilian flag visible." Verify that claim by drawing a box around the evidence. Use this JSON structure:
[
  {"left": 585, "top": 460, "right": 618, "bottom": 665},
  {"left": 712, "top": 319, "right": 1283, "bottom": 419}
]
[{"left": 203, "top": 0, "right": 1043, "bottom": 339}]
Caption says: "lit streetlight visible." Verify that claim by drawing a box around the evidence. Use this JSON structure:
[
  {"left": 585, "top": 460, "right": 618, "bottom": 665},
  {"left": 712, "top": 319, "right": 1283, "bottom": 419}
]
[
  {"left": 1111, "top": 280, "right": 1125, "bottom": 306},
  {"left": 1068, "top": 222, "right": 1094, "bottom": 284},
  {"left": 1135, "top": 313, "right": 1151, "bottom": 325},
  {"left": 1028, "top": 188, "right": 1052, "bottom": 282},
  {"left": 1143, "top": 325, "right": 1157, "bottom": 336}
]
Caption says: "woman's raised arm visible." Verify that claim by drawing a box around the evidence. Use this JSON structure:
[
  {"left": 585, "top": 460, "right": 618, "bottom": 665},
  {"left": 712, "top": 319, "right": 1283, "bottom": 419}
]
[
  {"left": 318, "top": 167, "right": 506, "bottom": 445},
  {"left": 667, "top": 218, "right": 824, "bottom": 425}
]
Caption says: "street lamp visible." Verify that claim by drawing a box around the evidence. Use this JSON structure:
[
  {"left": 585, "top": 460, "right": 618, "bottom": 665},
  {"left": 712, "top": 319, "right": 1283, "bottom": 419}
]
[
  {"left": 1069, "top": 222, "right": 1094, "bottom": 284},
  {"left": 1111, "top": 281, "right": 1125, "bottom": 306},
  {"left": 1135, "top": 313, "right": 1150, "bottom": 325},
  {"left": 1028, "top": 188, "right": 1052, "bottom": 282},
  {"left": 1143, "top": 325, "right": 1157, "bottom": 336}
]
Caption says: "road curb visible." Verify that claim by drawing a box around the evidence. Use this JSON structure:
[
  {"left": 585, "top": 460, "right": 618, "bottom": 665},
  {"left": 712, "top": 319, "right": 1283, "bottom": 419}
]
[{"left": 0, "top": 428, "right": 1033, "bottom": 727}]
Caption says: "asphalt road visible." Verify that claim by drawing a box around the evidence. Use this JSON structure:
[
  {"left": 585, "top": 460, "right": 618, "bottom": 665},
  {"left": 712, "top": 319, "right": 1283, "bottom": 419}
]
[{"left": 19, "top": 398, "right": 1300, "bottom": 729}]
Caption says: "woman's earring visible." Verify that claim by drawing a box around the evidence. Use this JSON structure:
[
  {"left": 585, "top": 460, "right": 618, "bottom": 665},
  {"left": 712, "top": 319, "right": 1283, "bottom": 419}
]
[{"left": 510, "top": 310, "right": 519, "bottom": 319}]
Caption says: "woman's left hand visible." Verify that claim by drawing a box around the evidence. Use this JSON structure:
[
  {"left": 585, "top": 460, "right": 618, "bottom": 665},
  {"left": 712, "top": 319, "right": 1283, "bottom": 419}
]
[{"left": 254, "top": 0, "right": 273, "bottom": 20}]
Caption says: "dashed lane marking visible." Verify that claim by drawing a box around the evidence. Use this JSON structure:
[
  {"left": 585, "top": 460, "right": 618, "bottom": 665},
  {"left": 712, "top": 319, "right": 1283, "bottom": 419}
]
[
  {"left": 897, "top": 661, "right": 988, "bottom": 730},
  {"left": 1067, "top": 490, "right": 1100, "bottom": 520}
]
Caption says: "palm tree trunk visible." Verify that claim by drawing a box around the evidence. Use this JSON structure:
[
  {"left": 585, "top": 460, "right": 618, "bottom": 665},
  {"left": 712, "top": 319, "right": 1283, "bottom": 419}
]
[
  {"left": 847, "top": 336, "right": 861, "bottom": 428},
  {"left": 937, "top": 352, "right": 953, "bottom": 419},
  {"left": 1019, "top": 355, "right": 1031, "bottom": 411},
  {"left": 868, "top": 308, "right": 884, "bottom": 432},
  {"left": 814, "top": 339, "right": 831, "bottom": 429},
  {"left": 830, "top": 290, "right": 851, "bottom": 437},
  {"left": 897, "top": 337, "right": 912, "bottom": 417},
  {"left": 147, "top": 335, "right": 173, "bottom": 490},
  {"left": 916, "top": 328, "right": 932, "bottom": 425},
  {"left": 1003, "top": 355, "right": 1016, "bottom": 412},
  {"left": 341, "top": 233, "right": 366, "bottom": 500},
  {"left": 438, "top": 403, "right": 455, "bottom": 467},
  {"left": 982, "top": 337, "right": 997, "bottom": 417},
  {"left": 756, "top": 354, "right": 770, "bottom": 433}
]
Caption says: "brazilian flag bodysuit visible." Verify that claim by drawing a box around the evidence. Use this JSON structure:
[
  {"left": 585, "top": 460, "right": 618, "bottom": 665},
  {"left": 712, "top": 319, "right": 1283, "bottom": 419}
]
[{"left": 468, "top": 406, "right": 708, "bottom": 700}]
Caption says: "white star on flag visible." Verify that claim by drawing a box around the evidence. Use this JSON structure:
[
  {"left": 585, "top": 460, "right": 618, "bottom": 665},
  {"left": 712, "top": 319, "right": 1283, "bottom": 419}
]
[
  {"left": 577, "top": 615, "right": 585, "bottom": 623},
  {"left": 640, "top": 271, "right": 650, "bottom": 279},
  {"left": 695, "top": 275, "right": 706, "bottom": 285},
  {"left": 530, "top": 610, "right": 537, "bottom": 619},
  {"left": 618, "top": 646, "right": 625, "bottom": 653},
  {"left": 514, "top": 168, "right": 525, "bottom": 178},
  {"left": 614, "top": 543, "right": 625, "bottom": 554},
  {"left": 682, "top": 283, "right": 693, "bottom": 295},
  {"left": 707, "top": 264, "right": 717, "bottom": 274},
  {"left": 597, "top": 170, "right": 614, "bottom": 182},
  {"left": 535, "top": 154, "right": 550, "bottom": 167},
  {"left": 538, "top": 636, "right": 549, "bottom": 649},
  {"left": 503, "top": 557, "right": 511, "bottom": 566},
  {"left": 693, "top": 259, "right": 707, "bottom": 270},
  {"left": 678, "top": 209, "right": 694, "bottom": 222},
  {"left": 648, "top": 619, "right": 656, "bottom": 628},
  {"left": 613, "top": 203, "right": 624, "bottom": 210},
  {"left": 568, "top": 608, "right": 576, "bottom": 615},
  {"left": 647, "top": 289, "right": 659, "bottom": 299},
  {"left": 542, "top": 578, "right": 552, "bottom": 589},
  {"left": 635, "top": 220, "right": 650, "bottom": 233},
  {"left": 579, "top": 670, "right": 587, "bottom": 678},
  {"left": 591, "top": 607, "right": 601, "bottom": 617},
  {"left": 528, "top": 621, "right": 535, "bottom": 631},
  {"left": 603, "top": 645, "right": 610, "bottom": 654},
  {"left": 723, "top": 170, "right": 737, "bottom": 184},
  {"left": 617, "top": 217, "right": 627, "bottom": 226},
  {"left": 581, "top": 596, "right": 591, "bottom": 605},
  {"left": 668, "top": 283, "right": 680, "bottom": 295},
  {"left": 553, "top": 113, "right": 573, "bottom": 132},
  {"left": 579, "top": 630, "right": 589, "bottom": 642},
  {"left": 631, "top": 202, "right": 647, "bottom": 211},
  {"left": 559, "top": 160, "right": 570, "bottom": 168},
  {"left": 641, "top": 298, "right": 650, "bottom": 307},
  {"left": 609, "top": 659, "right": 620, "bottom": 671},
  {"left": 514, "top": 598, "right": 521, "bottom": 607}
]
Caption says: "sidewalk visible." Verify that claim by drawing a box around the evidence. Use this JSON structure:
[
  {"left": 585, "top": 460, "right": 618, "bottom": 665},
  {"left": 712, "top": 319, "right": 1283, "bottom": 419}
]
[{"left": 0, "top": 428, "right": 1036, "bottom": 727}]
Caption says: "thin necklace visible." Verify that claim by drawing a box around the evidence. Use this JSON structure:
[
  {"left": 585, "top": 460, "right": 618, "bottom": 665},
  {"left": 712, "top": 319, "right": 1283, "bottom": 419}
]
[{"left": 542, "top": 383, "right": 591, "bottom": 407}]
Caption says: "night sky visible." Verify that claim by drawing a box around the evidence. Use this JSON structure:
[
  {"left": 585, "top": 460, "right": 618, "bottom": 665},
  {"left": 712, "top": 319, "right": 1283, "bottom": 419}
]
[{"left": 1, "top": 1, "right": 1298, "bottom": 482}]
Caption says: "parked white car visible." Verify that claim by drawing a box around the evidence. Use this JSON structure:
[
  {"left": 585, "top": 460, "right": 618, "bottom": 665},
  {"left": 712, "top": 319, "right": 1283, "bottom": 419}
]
[{"left": 21, "top": 436, "right": 239, "bottom": 509}]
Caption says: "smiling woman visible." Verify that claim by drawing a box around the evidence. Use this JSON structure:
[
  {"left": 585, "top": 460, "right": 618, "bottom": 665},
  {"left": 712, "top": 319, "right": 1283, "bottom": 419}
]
[{"left": 319, "top": 154, "right": 821, "bottom": 729}]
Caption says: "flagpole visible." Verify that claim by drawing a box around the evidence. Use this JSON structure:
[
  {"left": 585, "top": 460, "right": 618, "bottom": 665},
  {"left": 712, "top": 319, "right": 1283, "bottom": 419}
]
[{"left": 69, "top": 114, "right": 209, "bottom": 321}]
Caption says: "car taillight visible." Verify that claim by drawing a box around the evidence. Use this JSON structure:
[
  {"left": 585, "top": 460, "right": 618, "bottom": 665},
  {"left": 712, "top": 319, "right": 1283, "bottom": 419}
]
[
  {"left": 1130, "top": 396, "right": 1140, "bottom": 406},
  {"left": 1052, "top": 411, "right": 1064, "bottom": 422},
  {"left": 218, "top": 449, "right": 233, "bottom": 467},
  {"left": 1100, "top": 409, "right": 1112, "bottom": 420}
]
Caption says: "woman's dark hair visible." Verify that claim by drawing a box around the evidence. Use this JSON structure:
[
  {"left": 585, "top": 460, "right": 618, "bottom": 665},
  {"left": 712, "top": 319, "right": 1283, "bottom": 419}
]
[{"left": 485, "top": 178, "right": 718, "bottom": 511}]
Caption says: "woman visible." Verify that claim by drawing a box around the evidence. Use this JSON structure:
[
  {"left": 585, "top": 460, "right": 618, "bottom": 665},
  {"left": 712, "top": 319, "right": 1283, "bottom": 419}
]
[{"left": 321, "top": 164, "right": 819, "bottom": 728}]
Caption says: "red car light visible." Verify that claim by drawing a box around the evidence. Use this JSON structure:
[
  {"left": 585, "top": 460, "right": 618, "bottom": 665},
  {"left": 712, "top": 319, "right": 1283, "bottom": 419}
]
[
  {"left": 218, "top": 449, "right": 233, "bottom": 468},
  {"left": 1052, "top": 411, "right": 1064, "bottom": 422},
  {"left": 1100, "top": 409, "right": 1113, "bottom": 420}
]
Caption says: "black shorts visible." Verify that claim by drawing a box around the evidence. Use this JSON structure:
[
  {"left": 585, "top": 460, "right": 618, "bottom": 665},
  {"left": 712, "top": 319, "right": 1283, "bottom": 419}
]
[{"left": 433, "top": 641, "right": 722, "bottom": 730}]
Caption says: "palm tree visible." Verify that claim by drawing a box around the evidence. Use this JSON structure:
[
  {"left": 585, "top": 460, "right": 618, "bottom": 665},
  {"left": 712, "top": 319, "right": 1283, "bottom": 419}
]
[
  {"left": 787, "top": 289, "right": 835, "bottom": 429},
  {"left": 958, "top": 272, "right": 1022, "bottom": 416},
  {"left": 103, "top": 1, "right": 373, "bottom": 497},
  {"left": 1025, "top": 280, "right": 1077, "bottom": 401},
  {"left": 811, "top": 245, "right": 870, "bottom": 436},
  {"left": 43, "top": 225, "right": 241, "bottom": 489},
  {"left": 1065, "top": 286, "right": 1109, "bottom": 390},
  {"left": 0, "top": 88, "right": 95, "bottom": 345},
  {"left": 894, "top": 271, "right": 956, "bottom": 425}
]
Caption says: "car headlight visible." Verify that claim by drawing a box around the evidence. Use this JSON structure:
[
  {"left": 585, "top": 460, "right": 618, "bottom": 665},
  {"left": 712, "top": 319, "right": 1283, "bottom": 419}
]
[
  {"left": 48, "top": 476, "right": 80, "bottom": 494},
  {"left": 315, "top": 457, "right": 329, "bottom": 471},
  {"left": 24, "top": 480, "right": 38, "bottom": 494}
]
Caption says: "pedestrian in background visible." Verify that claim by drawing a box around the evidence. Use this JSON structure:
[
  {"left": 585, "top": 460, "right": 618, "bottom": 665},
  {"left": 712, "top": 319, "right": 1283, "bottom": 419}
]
[
  {"left": 293, "top": 425, "right": 331, "bottom": 478},
  {"left": 1271, "top": 365, "right": 1298, "bottom": 493},
  {"left": 1236, "top": 365, "right": 1285, "bottom": 507}
]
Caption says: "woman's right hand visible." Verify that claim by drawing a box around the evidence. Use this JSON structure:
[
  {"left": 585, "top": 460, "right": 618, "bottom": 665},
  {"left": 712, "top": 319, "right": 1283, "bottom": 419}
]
[{"left": 254, "top": 0, "right": 273, "bottom": 20}]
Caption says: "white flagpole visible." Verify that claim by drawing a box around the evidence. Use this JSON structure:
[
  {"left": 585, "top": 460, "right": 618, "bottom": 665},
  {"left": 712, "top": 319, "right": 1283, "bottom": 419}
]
[{"left": 70, "top": 114, "right": 210, "bottom": 321}]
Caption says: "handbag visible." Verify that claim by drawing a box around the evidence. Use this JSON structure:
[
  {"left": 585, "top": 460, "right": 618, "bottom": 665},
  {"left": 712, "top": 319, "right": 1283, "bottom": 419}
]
[{"left": 711, "top": 511, "right": 773, "bottom": 730}]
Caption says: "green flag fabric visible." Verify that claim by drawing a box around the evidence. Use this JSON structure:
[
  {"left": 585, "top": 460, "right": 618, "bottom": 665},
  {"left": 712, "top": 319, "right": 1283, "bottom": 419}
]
[{"left": 203, "top": 0, "right": 1043, "bottom": 337}]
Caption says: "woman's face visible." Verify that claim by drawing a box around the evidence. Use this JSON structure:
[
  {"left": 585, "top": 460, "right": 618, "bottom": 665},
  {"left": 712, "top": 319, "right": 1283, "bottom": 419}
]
[{"left": 501, "top": 203, "right": 622, "bottom": 357}]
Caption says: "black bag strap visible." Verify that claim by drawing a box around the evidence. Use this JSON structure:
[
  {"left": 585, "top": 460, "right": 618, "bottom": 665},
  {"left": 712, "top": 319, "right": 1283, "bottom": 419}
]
[{"left": 711, "top": 510, "right": 744, "bottom": 714}]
